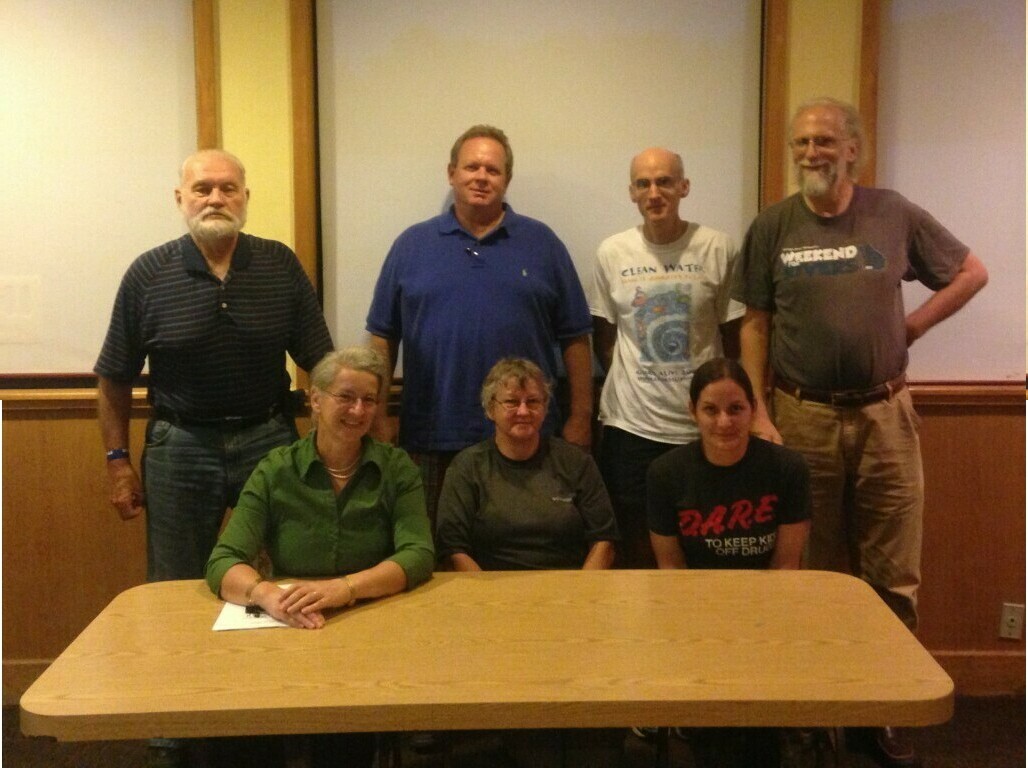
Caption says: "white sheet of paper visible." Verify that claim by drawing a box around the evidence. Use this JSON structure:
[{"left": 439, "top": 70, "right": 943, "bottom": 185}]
[{"left": 212, "top": 601, "right": 288, "bottom": 631}]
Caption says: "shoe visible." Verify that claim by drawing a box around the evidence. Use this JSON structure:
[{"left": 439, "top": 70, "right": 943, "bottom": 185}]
[
  {"left": 852, "top": 726, "right": 920, "bottom": 768},
  {"left": 630, "top": 726, "right": 660, "bottom": 741}
]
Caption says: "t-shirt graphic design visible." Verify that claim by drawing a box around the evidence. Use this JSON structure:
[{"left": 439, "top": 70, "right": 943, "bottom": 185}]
[
  {"left": 631, "top": 285, "right": 690, "bottom": 364},
  {"left": 677, "top": 493, "right": 779, "bottom": 559},
  {"left": 778, "top": 243, "right": 886, "bottom": 278}
]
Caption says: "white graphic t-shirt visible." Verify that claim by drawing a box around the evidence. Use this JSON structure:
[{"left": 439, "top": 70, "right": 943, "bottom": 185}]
[{"left": 589, "top": 223, "right": 744, "bottom": 443}]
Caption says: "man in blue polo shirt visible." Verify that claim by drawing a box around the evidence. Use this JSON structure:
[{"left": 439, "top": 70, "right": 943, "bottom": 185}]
[
  {"left": 96, "top": 149, "right": 333, "bottom": 583},
  {"left": 367, "top": 125, "right": 593, "bottom": 523}
]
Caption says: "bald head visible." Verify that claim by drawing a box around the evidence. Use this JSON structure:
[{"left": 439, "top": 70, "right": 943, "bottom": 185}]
[
  {"left": 628, "top": 147, "right": 690, "bottom": 243},
  {"left": 630, "top": 147, "right": 684, "bottom": 181}
]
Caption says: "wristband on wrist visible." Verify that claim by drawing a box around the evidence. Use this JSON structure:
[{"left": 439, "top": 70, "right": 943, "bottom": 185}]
[
  {"left": 244, "top": 576, "right": 265, "bottom": 606},
  {"left": 344, "top": 575, "right": 358, "bottom": 606},
  {"left": 105, "top": 448, "right": 130, "bottom": 462}
]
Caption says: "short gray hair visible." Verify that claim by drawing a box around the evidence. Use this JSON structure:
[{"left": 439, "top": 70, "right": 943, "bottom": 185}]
[
  {"left": 793, "top": 96, "right": 865, "bottom": 179},
  {"left": 179, "top": 148, "right": 247, "bottom": 185},
  {"left": 311, "top": 346, "right": 388, "bottom": 391},
  {"left": 480, "top": 357, "right": 552, "bottom": 414}
]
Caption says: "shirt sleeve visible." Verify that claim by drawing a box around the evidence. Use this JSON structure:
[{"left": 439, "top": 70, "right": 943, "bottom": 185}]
[
  {"left": 94, "top": 262, "right": 148, "bottom": 381},
  {"left": 905, "top": 203, "right": 971, "bottom": 290},
  {"left": 434, "top": 450, "right": 479, "bottom": 561},
  {"left": 365, "top": 236, "right": 406, "bottom": 338},
  {"left": 548, "top": 234, "right": 594, "bottom": 340},
  {"left": 588, "top": 244, "right": 618, "bottom": 323},
  {"left": 204, "top": 457, "right": 274, "bottom": 596},
  {"left": 574, "top": 452, "right": 621, "bottom": 543},
  {"left": 732, "top": 213, "right": 777, "bottom": 311},
  {"left": 286, "top": 252, "right": 334, "bottom": 371},
  {"left": 384, "top": 449, "right": 436, "bottom": 588},
  {"left": 718, "top": 236, "right": 747, "bottom": 323}
]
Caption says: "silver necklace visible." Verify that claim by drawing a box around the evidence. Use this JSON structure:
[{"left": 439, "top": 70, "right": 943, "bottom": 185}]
[{"left": 324, "top": 454, "right": 360, "bottom": 481}]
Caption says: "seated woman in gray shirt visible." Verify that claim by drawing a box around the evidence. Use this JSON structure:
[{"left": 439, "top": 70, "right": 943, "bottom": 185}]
[
  {"left": 436, "top": 357, "right": 619, "bottom": 571},
  {"left": 436, "top": 358, "right": 621, "bottom": 767}
]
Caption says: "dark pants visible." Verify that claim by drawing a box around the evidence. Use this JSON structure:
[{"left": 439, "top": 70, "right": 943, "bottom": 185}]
[
  {"left": 410, "top": 449, "right": 459, "bottom": 533},
  {"left": 688, "top": 727, "right": 780, "bottom": 768},
  {"left": 188, "top": 733, "right": 375, "bottom": 768},
  {"left": 598, "top": 426, "right": 679, "bottom": 568}
]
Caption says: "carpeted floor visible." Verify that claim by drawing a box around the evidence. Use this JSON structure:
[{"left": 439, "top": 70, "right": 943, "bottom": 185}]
[{"left": 4, "top": 696, "right": 1024, "bottom": 767}]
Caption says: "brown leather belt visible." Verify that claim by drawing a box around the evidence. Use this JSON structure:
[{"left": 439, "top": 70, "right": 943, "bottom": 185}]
[{"left": 774, "top": 373, "right": 906, "bottom": 407}]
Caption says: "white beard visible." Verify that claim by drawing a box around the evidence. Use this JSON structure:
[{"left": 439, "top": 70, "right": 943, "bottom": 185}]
[
  {"left": 796, "top": 163, "right": 837, "bottom": 198},
  {"left": 188, "top": 207, "right": 245, "bottom": 243}
]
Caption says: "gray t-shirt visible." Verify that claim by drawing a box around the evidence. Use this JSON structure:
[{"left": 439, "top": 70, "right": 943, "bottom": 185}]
[
  {"left": 435, "top": 437, "right": 620, "bottom": 570},
  {"left": 732, "top": 187, "right": 968, "bottom": 390}
]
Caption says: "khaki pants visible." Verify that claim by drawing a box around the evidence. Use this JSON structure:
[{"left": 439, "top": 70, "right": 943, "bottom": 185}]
[{"left": 773, "top": 387, "right": 923, "bottom": 630}]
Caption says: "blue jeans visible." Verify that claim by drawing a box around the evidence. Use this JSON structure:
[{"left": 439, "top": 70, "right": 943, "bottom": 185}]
[{"left": 142, "top": 414, "right": 298, "bottom": 582}]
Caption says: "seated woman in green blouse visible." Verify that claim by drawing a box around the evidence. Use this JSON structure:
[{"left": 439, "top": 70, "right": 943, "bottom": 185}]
[{"left": 205, "top": 346, "right": 434, "bottom": 629}]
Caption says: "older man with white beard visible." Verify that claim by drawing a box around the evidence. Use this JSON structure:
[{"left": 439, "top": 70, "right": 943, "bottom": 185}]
[
  {"left": 732, "top": 98, "right": 987, "bottom": 768},
  {"left": 96, "top": 149, "right": 333, "bottom": 586}
]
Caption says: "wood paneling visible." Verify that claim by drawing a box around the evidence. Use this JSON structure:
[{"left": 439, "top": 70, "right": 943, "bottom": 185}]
[
  {"left": 2, "top": 386, "right": 1023, "bottom": 703},
  {"left": 1, "top": 397, "right": 149, "bottom": 698},
  {"left": 1, "top": 392, "right": 313, "bottom": 704},
  {"left": 857, "top": 0, "right": 879, "bottom": 186},
  {"left": 290, "top": 0, "right": 320, "bottom": 293},
  {"left": 760, "top": 0, "right": 789, "bottom": 209},
  {"left": 912, "top": 386, "right": 1025, "bottom": 695},
  {"left": 193, "top": 0, "right": 220, "bottom": 149}
]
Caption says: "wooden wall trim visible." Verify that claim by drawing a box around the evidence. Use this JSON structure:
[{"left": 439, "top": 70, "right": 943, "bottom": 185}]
[
  {"left": 932, "top": 652, "right": 1027, "bottom": 698},
  {"left": 909, "top": 383, "right": 1025, "bottom": 408},
  {"left": 5, "top": 382, "right": 1022, "bottom": 414},
  {"left": 760, "top": 0, "right": 789, "bottom": 210},
  {"left": 3, "top": 661, "right": 50, "bottom": 707},
  {"left": 290, "top": 0, "right": 320, "bottom": 295},
  {"left": 857, "top": 0, "right": 880, "bottom": 186},
  {"left": 193, "top": 0, "right": 220, "bottom": 149},
  {"left": 0, "top": 389, "right": 148, "bottom": 414}
]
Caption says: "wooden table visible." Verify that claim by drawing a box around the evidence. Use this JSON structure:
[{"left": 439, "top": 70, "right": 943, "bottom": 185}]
[{"left": 20, "top": 570, "right": 953, "bottom": 741}]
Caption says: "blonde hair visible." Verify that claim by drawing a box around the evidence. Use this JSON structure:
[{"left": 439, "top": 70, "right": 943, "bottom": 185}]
[
  {"left": 479, "top": 357, "right": 551, "bottom": 414},
  {"left": 310, "top": 346, "right": 388, "bottom": 391}
]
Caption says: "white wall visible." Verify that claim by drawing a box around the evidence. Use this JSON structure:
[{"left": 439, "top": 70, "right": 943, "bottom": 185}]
[
  {"left": 317, "top": 0, "right": 762, "bottom": 356},
  {"left": 877, "top": 0, "right": 1025, "bottom": 381},
  {"left": 0, "top": 0, "right": 196, "bottom": 374}
]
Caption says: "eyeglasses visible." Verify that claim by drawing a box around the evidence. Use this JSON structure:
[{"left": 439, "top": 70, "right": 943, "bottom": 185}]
[
  {"left": 493, "top": 397, "right": 546, "bottom": 413},
  {"left": 789, "top": 136, "right": 840, "bottom": 152},
  {"left": 322, "top": 390, "right": 378, "bottom": 409},
  {"left": 632, "top": 176, "right": 680, "bottom": 192}
]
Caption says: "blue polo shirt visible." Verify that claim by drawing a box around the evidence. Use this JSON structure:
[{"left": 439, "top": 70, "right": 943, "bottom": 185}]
[{"left": 366, "top": 205, "right": 592, "bottom": 452}]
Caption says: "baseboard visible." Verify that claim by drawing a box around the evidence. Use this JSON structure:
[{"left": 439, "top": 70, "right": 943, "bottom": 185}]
[
  {"left": 932, "top": 651, "right": 1026, "bottom": 696},
  {"left": 3, "top": 660, "right": 49, "bottom": 706}
]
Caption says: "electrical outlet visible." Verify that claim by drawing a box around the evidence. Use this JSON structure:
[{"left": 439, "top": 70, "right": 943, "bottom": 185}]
[{"left": 999, "top": 603, "right": 1025, "bottom": 640}]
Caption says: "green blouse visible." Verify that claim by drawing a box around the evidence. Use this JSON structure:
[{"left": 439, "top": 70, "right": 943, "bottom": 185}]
[{"left": 205, "top": 431, "right": 434, "bottom": 595}]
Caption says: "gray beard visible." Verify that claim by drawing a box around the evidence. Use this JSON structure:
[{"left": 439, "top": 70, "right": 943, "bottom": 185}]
[
  {"left": 188, "top": 211, "right": 244, "bottom": 244},
  {"left": 795, "top": 164, "right": 836, "bottom": 198}
]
